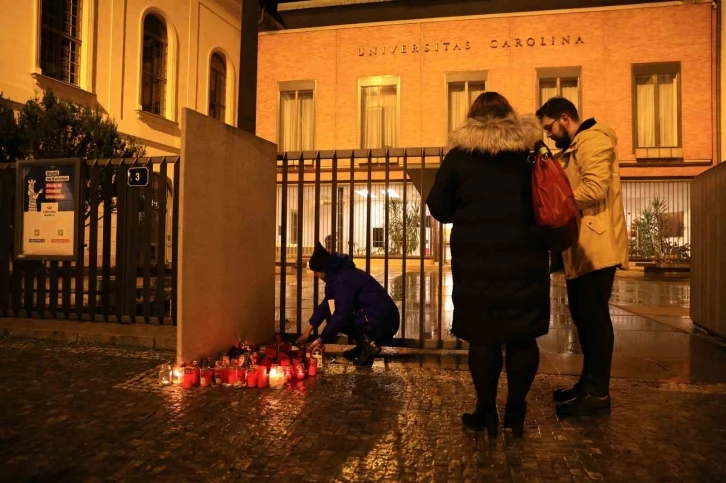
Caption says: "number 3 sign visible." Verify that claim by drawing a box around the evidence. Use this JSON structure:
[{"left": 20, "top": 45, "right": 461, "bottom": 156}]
[{"left": 127, "top": 166, "right": 149, "bottom": 187}]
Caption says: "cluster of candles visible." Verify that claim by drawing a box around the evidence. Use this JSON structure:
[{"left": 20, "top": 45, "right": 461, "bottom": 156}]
[{"left": 158, "top": 342, "right": 323, "bottom": 390}]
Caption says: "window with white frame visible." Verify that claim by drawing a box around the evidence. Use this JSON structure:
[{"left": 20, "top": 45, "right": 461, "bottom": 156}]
[
  {"left": 209, "top": 52, "right": 227, "bottom": 122},
  {"left": 141, "top": 14, "right": 168, "bottom": 117},
  {"left": 447, "top": 72, "right": 487, "bottom": 134},
  {"left": 359, "top": 76, "right": 399, "bottom": 149},
  {"left": 278, "top": 81, "right": 315, "bottom": 152},
  {"left": 40, "top": 0, "right": 82, "bottom": 85},
  {"left": 633, "top": 62, "right": 682, "bottom": 159},
  {"left": 537, "top": 67, "right": 581, "bottom": 150}
]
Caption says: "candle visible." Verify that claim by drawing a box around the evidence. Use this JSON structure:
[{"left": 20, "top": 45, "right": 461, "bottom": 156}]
[
  {"left": 269, "top": 365, "right": 285, "bottom": 389},
  {"left": 191, "top": 361, "right": 200, "bottom": 386},
  {"left": 257, "top": 365, "right": 268, "bottom": 388},
  {"left": 308, "top": 358, "right": 317, "bottom": 376},
  {"left": 247, "top": 368, "right": 258, "bottom": 388},
  {"left": 199, "top": 368, "right": 211, "bottom": 387},
  {"left": 182, "top": 367, "right": 194, "bottom": 389},
  {"left": 296, "top": 364, "right": 305, "bottom": 380},
  {"left": 172, "top": 366, "right": 183, "bottom": 385},
  {"left": 213, "top": 363, "right": 223, "bottom": 385},
  {"left": 228, "top": 366, "right": 238, "bottom": 386},
  {"left": 158, "top": 363, "right": 172, "bottom": 386},
  {"left": 284, "top": 364, "right": 293, "bottom": 382}
]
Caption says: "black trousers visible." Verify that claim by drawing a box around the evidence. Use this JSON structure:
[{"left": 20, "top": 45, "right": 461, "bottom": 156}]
[
  {"left": 468, "top": 339, "right": 540, "bottom": 410},
  {"left": 339, "top": 311, "right": 400, "bottom": 346},
  {"left": 566, "top": 266, "right": 617, "bottom": 396}
]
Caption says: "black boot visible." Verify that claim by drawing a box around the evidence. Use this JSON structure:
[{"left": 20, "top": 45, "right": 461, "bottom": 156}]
[
  {"left": 342, "top": 345, "right": 362, "bottom": 362},
  {"left": 503, "top": 401, "right": 527, "bottom": 438},
  {"left": 353, "top": 334, "right": 380, "bottom": 367},
  {"left": 462, "top": 404, "right": 499, "bottom": 438},
  {"left": 556, "top": 393, "right": 611, "bottom": 417},
  {"left": 553, "top": 383, "right": 583, "bottom": 403}
]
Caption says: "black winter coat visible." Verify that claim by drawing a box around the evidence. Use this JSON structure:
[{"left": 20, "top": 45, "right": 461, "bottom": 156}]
[{"left": 426, "top": 114, "right": 550, "bottom": 345}]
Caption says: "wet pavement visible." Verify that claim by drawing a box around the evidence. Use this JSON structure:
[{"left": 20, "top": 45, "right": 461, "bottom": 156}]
[
  {"left": 1, "top": 338, "right": 725, "bottom": 482},
  {"left": 3, "top": 272, "right": 725, "bottom": 481}
]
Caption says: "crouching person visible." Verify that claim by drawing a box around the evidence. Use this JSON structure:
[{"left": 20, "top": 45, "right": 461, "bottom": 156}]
[{"left": 297, "top": 242, "right": 400, "bottom": 366}]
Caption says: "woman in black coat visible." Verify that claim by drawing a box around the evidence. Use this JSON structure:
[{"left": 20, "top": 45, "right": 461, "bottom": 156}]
[{"left": 427, "top": 92, "right": 550, "bottom": 438}]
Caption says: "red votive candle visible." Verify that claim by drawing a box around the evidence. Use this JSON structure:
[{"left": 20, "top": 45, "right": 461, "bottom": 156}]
[
  {"left": 228, "top": 367, "right": 238, "bottom": 385},
  {"left": 284, "top": 365, "right": 293, "bottom": 382},
  {"left": 296, "top": 364, "right": 305, "bottom": 380},
  {"left": 246, "top": 369, "right": 258, "bottom": 388},
  {"left": 182, "top": 368, "right": 194, "bottom": 389},
  {"left": 199, "top": 368, "right": 211, "bottom": 387},
  {"left": 257, "top": 365, "right": 268, "bottom": 388},
  {"left": 308, "top": 358, "right": 317, "bottom": 376}
]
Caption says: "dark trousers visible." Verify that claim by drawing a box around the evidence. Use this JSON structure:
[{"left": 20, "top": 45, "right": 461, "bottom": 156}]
[
  {"left": 340, "top": 311, "right": 400, "bottom": 346},
  {"left": 468, "top": 339, "right": 540, "bottom": 410},
  {"left": 566, "top": 266, "right": 617, "bottom": 396}
]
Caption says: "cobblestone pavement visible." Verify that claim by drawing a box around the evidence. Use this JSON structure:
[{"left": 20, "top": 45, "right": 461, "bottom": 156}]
[{"left": 1, "top": 339, "right": 725, "bottom": 482}]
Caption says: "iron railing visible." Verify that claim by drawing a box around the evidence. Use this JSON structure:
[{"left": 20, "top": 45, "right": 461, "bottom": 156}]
[
  {"left": 0, "top": 157, "right": 179, "bottom": 324},
  {"left": 275, "top": 148, "right": 695, "bottom": 347}
]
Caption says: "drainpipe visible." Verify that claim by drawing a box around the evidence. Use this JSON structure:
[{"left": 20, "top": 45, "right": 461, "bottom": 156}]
[
  {"left": 717, "top": 0, "right": 723, "bottom": 163},
  {"left": 237, "top": 0, "right": 259, "bottom": 134}
]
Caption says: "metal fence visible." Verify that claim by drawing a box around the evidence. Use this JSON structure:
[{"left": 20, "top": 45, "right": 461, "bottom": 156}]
[
  {"left": 275, "top": 149, "right": 694, "bottom": 347},
  {"left": 276, "top": 148, "right": 455, "bottom": 348},
  {"left": 0, "top": 157, "right": 179, "bottom": 324}
]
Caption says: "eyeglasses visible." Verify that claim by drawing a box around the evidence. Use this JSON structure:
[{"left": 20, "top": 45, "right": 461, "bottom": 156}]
[{"left": 543, "top": 115, "right": 563, "bottom": 134}]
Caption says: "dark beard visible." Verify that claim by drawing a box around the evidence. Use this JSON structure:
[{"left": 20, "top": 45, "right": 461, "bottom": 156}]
[{"left": 553, "top": 134, "right": 571, "bottom": 150}]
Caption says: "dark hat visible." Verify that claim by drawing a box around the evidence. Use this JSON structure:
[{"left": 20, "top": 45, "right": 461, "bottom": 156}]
[{"left": 308, "top": 241, "right": 331, "bottom": 272}]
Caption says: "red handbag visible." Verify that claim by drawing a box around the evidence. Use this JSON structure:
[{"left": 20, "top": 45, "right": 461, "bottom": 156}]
[{"left": 531, "top": 140, "right": 579, "bottom": 252}]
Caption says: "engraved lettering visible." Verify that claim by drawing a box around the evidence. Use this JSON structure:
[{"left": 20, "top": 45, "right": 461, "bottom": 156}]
[
  {"left": 412, "top": 44, "right": 419, "bottom": 53},
  {"left": 515, "top": 38, "right": 523, "bottom": 47},
  {"left": 541, "top": 37, "right": 546, "bottom": 46},
  {"left": 465, "top": 41, "right": 471, "bottom": 50},
  {"left": 391, "top": 45, "right": 397, "bottom": 54},
  {"left": 358, "top": 47, "right": 365, "bottom": 56},
  {"left": 424, "top": 43, "right": 430, "bottom": 52},
  {"left": 562, "top": 36, "right": 571, "bottom": 45},
  {"left": 576, "top": 36, "right": 584, "bottom": 44},
  {"left": 502, "top": 40, "right": 511, "bottom": 48},
  {"left": 490, "top": 40, "right": 498, "bottom": 48},
  {"left": 369, "top": 48, "right": 376, "bottom": 56},
  {"left": 453, "top": 43, "right": 461, "bottom": 51},
  {"left": 527, "top": 38, "right": 535, "bottom": 46},
  {"left": 401, "top": 45, "right": 407, "bottom": 53},
  {"left": 443, "top": 42, "right": 450, "bottom": 51}
]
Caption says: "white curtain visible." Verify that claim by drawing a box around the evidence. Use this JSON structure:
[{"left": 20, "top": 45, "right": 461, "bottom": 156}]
[
  {"left": 279, "top": 90, "right": 314, "bottom": 151},
  {"left": 561, "top": 79, "right": 579, "bottom": 113},
  {"left": 298, "top": 91, "right": 314, "bottom": 150},
  {"left": 279, "top": 92, "right": 297, "bottom": 152},
  {"left": 658, "top": 74, "right": 678, "bottom": 147},
  {"left": 468, "top": 81, "right": 486, "bottom": 105},
  {"left": 362, "top": 86, "right": 398, "bottom": 148},
  {"left": 448, "top": 83, "right": 467, "bottom": 134},
  {"left": 636, "top": 76, "right": 656, "bottom": 148},
  {"left": 539, "top": 80, "right": 559, "bottom": 149}
]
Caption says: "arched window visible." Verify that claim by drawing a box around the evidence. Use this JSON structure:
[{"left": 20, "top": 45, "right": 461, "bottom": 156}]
[
  {"left": 141, "top": 14, "right": 168, "bottom": 116},
  {"left": 209, "top": 52, "right": 227, "bottom": 121},
  {"left": 40, "top": 0, "right": 83, "bottom": 85}
]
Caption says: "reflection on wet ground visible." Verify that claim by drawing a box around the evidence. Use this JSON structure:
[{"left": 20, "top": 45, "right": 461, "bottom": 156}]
[{"left": 276, "top": 263, "right": 726, "bottom": 385}]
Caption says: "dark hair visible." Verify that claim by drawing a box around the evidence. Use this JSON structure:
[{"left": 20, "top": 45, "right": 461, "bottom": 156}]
[
  {"left": 467, "top": 92, "right": 515, "bottom": 120},
  {"left": 536, "top": 97, "right": 580, "bottom": 122}
]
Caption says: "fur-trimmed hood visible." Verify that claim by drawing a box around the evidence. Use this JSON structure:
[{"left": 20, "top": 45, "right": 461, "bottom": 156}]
[{"left": 448, "top": 114, "right": 542, "bottom": 155}]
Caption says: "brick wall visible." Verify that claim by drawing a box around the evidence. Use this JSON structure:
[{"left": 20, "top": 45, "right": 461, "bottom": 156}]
[{"left": 258, "top": 3, "right": 715, "bottom": 178}]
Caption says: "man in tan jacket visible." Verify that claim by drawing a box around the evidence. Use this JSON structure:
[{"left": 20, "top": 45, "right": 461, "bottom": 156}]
[{"left": 537, "top": 97, "right": 629, "bottom": 417}]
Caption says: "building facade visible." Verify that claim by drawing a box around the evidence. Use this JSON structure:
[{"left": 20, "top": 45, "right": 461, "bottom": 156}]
[
  {"left": 0, "top": 0, "right": 245, "bottom": 155},
  {"left": 260, "top": 0, "right": 719, "bottom": 263}
]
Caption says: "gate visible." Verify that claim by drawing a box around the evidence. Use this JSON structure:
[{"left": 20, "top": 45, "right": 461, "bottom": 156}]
[
  {"left": 275, "top": 148, "right": 458, "bottom": 348},
  {"left": 0, "top": 157, "right": 179, "bottom": 324}
]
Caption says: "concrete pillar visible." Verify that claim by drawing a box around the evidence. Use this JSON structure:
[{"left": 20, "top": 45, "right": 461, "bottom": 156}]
[{"left": 177, "top": 109, "right": 276, "bottom": 363}]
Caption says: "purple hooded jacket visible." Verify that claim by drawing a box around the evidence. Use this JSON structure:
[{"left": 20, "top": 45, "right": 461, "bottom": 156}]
[{"left": 309, "top": 253, "right": 400, "bottom": 343}]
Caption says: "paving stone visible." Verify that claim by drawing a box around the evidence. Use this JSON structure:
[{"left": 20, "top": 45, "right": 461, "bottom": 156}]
[{"left": 0, "top": 338, "right": 725, "bottom": 482}]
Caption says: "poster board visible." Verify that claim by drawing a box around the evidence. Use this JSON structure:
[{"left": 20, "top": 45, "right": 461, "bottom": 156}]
[{"left": 14, "top": 159, "right": 81, "bottom": 261}]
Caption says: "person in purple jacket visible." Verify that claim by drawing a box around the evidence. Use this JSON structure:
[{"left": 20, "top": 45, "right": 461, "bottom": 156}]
[{"left": 296, "top": 242, "right": 400, "bottom": 367}]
